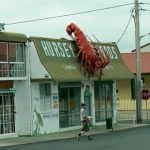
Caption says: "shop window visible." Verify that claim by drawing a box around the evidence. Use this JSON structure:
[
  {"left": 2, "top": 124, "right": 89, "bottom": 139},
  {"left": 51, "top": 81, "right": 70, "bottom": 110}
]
[
  {"left": 39, "top": 83, "right": 51, "bottom": 110},
  {"left": 0, "top": 42, "right": 26, "bottom": 77},
  {"left": 131, "top": 78, "right": 144, "bottom": 100}
]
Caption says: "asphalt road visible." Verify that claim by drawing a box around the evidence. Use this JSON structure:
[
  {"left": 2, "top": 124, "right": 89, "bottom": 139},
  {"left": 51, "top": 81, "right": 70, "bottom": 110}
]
[{"left": 1, "top": 125, "right": 150, "bottom": 150}]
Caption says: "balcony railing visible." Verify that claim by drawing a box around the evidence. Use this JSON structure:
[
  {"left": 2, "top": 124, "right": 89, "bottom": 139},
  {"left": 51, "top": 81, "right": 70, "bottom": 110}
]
[{"left": 0, "top": 62, "right": 25, "bottom": 78}]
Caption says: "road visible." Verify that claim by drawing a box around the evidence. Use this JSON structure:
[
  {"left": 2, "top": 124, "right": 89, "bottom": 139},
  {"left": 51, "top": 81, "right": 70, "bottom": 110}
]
[{"left": 1, "top": 125, "right": 150, "bottom": 150}]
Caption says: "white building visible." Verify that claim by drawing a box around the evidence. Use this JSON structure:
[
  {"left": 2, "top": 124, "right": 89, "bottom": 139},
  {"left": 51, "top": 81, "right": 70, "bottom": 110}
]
[{"left": 0, "top": 32, "right": 134, "bottom": 138}]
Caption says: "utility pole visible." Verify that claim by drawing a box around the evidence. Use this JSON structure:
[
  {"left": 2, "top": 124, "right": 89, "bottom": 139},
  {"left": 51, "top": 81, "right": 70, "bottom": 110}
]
[{"left": 134, "top": 0, "right": 142, "bottom": 123}]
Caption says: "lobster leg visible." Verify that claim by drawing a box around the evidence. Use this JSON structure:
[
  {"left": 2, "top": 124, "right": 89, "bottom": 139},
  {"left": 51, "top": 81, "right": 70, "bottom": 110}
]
[
  {"left": 80, "top": 51, "right": 85, "bottom": 70},
  {"left": 84, "top": 56, "right": 87, "bottom": 75},
  {"left": 76, "top": 48, "right": 83, "bottom": 59},
  {"left": 87, "top": 60, "right": 94, "bottom": 78}
]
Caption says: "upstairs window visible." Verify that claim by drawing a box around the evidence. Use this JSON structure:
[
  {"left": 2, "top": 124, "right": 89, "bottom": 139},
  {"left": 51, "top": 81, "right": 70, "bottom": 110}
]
[{"left": 0, "top": 42, "right": 25, "bottom": 77}]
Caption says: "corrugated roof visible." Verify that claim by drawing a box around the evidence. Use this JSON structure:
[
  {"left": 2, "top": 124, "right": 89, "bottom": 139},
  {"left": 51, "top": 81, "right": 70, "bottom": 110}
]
[{"left": 121, "top": 52, "right": 150, "bottom": 74}]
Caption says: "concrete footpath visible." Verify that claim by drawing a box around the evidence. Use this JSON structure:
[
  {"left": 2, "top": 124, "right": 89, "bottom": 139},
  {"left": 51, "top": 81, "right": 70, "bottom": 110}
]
[{"left": 0, "top": 123, "right": 148, "bottom": 148}]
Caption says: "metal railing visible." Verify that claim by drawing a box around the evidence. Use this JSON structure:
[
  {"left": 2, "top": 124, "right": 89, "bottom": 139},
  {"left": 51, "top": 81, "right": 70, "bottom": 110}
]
[
  {"left": 59, "top": 112, "right": 80, "bottom": 128},
  {"left": 95, "top": 109, "right": 113, "bottom": 122},
  {"left": 0, "top": 62, "right": 25, "bottom": 77}
]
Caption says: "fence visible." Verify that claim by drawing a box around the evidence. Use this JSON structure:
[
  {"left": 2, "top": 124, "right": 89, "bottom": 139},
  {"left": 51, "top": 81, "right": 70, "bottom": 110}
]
[{"left": 117, "top": 99, "right": 150, "bottom": 124}]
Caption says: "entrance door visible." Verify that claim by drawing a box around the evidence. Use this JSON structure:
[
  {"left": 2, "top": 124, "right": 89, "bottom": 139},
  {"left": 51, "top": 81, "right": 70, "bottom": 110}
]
[
  {"left": 94, "top": 81, "right": 113, "bottom": 122},
  {"left": 59, "top": 86, "right": 81, "bottom": 128},
  {"left": 0, "top": 93, "right": 15, "bottom": 134}
]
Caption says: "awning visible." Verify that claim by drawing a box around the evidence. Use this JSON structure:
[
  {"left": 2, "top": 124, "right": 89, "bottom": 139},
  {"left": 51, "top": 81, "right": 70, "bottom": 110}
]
[
  {"left": 0, "top": 88, "right": 16, "bottom": 93},
  {"left": 0, "top": 32, "right": 27, "bottom": 42},
  {"left": 30, "top": 36, "right": 134, "bottom": 81}
]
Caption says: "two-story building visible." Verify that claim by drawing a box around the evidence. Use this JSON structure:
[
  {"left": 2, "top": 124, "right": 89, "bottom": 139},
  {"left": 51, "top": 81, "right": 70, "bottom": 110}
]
[{"left": 0, "top": 32, "right": 31, "bottom": 138}]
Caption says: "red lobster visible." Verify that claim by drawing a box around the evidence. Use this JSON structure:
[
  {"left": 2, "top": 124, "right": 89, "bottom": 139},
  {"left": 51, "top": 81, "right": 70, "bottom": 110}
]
[{"left": 66, "top": 23, "right": 110, "bottom": 79}]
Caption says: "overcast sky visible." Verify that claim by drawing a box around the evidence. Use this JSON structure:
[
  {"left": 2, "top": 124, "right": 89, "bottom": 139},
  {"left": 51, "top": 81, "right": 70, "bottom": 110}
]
[{"left": 0, "top": 0, "right": 150, "bottom": 52}]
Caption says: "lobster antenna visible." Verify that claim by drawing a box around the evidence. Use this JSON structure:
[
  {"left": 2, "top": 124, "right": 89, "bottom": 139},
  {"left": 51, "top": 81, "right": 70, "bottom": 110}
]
[
  {"left": 86, "top": 34, "right": 94, "bottom": 43},
  {"left": 92, "top": 34, "right": 101, "bottom": 43},
  {"left": 92, "top": 34, "right": 108, "bottom": 56}
]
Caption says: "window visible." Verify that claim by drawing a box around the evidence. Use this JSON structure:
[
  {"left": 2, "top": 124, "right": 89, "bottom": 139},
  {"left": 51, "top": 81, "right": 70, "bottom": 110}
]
[
  {"left": 0, "top": 42, "right": 25, "bottom": 77},
  {"left": 131, "top": 79, "right": 136, "bottom": 100},
  {"left": 39, "top": 83, "right": 51, "bottom": 110},
  {"left": 131, "top": 78, "right": 144, "bottom": 100},
  {"left": 0, "top": 93, "right": 15, "bottom": 134},
  {"left": 0, "top": 43, "right": 7, "bottom": 62}
]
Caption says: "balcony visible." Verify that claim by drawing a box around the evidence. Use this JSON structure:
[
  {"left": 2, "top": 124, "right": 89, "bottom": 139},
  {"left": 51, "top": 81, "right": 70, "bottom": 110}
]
[{"left": 0, "top": 62, "right": 26, "bottom": 79}]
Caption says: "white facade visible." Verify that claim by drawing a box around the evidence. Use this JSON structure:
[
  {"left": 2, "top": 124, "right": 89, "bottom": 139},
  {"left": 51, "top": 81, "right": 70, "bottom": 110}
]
[
  {"left": 0, "top": 38, "right": 118, "bottom": 138},
  {"left": 14, "top": 80, "right": 31, "bottom": 135},
  {"left": 29, "top": 42, "right": 52, "bottom": 79}
]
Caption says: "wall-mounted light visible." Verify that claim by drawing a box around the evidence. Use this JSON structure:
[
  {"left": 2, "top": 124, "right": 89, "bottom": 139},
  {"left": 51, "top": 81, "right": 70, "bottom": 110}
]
[{"left": 44, "top": 73, "right": 49, "bottom": 78}]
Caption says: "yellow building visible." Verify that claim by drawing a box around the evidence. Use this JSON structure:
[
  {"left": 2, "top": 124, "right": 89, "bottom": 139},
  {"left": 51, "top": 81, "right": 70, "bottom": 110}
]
[{"left": 116, "top": 43, "right": 150, "bottom": 112}]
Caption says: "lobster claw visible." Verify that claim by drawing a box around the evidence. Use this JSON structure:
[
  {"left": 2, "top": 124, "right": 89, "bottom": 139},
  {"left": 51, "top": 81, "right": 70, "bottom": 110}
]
[{"left": 66, "top": 27, "right": 72, "bottom": 35}]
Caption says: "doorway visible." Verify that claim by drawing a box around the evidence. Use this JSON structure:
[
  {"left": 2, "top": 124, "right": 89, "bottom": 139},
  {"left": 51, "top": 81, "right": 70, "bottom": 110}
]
[
  {"left": 94, "top": 81, "right": 113, "bottom": 122},
  {"left": 59, "top": 85, "right": 81, "bottom": 128}
]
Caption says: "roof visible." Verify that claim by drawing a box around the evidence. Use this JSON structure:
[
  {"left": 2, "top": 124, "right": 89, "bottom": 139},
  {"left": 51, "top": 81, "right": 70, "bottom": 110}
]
[
  {"left": 121, "top": 52, "right": 150, "bottom": 74},
  {"left": 29, "top": 36, "right": 134, "bottom": 81},
  {"left": 0, "top": 32, "right": 27, "bottom": 42}
]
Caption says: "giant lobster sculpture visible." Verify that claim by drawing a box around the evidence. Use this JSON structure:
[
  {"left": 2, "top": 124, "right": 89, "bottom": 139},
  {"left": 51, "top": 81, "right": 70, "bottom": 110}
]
[{"left": 66, "top": 23, "right": 110, "bottom": 79}]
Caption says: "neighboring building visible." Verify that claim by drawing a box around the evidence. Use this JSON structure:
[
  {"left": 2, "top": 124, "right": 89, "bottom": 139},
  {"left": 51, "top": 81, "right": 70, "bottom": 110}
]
[
  {"left": 116, "top": 43, "right": 150, "bottom": 111},
  {"left": 0, "top": 32, "right": 31, "bottom": 138},
  {"left": 0, "top": 31, "right": 133, "bottom": 138},
  {"left": 117, "top": 52, "right": 150, "bottom": 101}
]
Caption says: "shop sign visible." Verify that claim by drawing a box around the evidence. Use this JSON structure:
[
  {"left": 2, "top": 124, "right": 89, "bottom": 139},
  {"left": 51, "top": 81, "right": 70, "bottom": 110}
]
[{"left": 41, "top": 40, "right": 119, "bottom": 60}]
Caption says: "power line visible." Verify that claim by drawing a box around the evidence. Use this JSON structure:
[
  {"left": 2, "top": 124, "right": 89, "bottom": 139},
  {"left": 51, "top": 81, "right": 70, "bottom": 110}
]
[
  {"left": 142, "top": 2, "right": 150, "bottom": 5},
  {"left": 142, "top": 9, "right": 150, "bottom": 11},
  {"left": 116, "top": 10, "right": 134, "bottom": 43},
  {"left": 5, "top": 3, "right": 134, "bottom": 26}
]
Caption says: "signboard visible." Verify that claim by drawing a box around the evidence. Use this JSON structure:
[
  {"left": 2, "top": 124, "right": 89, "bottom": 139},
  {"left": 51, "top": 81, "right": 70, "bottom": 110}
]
[{"left": 141, "top": 89, "right": 150, "bottom": 100}]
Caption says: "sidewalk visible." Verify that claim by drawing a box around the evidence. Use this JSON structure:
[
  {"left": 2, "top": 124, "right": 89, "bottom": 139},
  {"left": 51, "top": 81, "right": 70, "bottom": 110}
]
[{"left": 0, "top": 123, "right": 148, "bottom": 148}]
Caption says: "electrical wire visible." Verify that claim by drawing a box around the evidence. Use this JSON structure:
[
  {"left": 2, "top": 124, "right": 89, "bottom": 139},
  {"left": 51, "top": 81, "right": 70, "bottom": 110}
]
[
  {"left": 142, "top": 2, "right": 150, "bottom": 5},
  {"left": 5, "top": 3, "right": 134, "bottom": 26},
  {"left": 142, "top": 9, "right": 150, "bottom": 11},
  {"left": 116, "top": 10, "right": 134, "bottom": 43}
]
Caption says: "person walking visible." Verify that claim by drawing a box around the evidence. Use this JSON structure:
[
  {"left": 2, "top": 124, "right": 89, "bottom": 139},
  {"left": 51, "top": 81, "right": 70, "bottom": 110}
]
[{"left": 76, "top": 103, "right": 92, "bottom": 141}]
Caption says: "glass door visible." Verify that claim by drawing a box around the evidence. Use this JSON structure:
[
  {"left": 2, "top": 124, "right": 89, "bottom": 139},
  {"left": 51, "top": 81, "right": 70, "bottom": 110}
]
[
  {"left": 59, "top": 86, "right": 81, "bottom": 128},
  {"left": 94, "top": 81, "right": 113, "bottom": 122}
]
